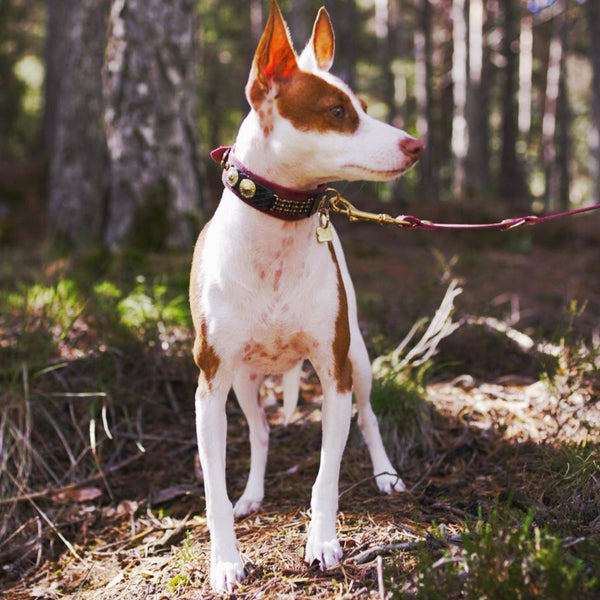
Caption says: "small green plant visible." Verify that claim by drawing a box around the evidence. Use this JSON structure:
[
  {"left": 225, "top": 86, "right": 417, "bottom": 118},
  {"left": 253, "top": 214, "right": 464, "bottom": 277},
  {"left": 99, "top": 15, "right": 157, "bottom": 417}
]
[
  {"left": 541, "top": 301, "right": 600, "bottom": 442},
  {"left": 117, "top": 275, "right": 188, "bottom": 334},
  {"left": 408, "top": 511, "right": 598, "bottom": 600},
  {"left": 167, "top": 530, "right": 198, "bottom": 594},
  {"left": 1, "top": 279, "right": 85, "bottom": 370},
  {"left": 370, "top": 374, "right": 434, "bottom": 466},
  {"left": 369, "top": 280, "right": 462, "bottom": 465},
  {"left": 538, "top": 444, "right": 600, "bottom": 535},
  {"left": 167, "top": 572, "right": 190, "bottom": 594}
]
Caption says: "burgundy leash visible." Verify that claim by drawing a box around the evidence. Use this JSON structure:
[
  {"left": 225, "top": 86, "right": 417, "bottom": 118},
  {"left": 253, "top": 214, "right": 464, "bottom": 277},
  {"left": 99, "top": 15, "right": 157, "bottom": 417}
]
[{"left": 324, "top": 189, "right": 600, "bottom": 232}]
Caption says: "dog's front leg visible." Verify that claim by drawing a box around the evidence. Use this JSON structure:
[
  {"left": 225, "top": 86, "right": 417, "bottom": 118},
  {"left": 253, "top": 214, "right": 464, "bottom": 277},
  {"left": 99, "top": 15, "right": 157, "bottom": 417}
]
[
  {"left": 305, "top": 380, "right": 352, "bottom": 569},
  {"left": 195, "top": 370, "right": 245, "bottom": 592}
]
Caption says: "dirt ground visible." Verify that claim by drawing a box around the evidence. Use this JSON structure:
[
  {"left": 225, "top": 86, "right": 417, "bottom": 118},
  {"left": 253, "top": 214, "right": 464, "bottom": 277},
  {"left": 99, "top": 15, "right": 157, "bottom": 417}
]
[{"left": 1, "top": 197, "right": 599, "bottom": 599}]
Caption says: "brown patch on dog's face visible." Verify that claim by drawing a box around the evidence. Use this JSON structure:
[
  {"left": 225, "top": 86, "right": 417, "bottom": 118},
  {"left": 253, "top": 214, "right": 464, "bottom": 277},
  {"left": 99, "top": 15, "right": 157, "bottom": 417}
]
[
  {"left": 246, "top": 1, "right": 359, "bottom": 137},
  {"left": 277, "top": 71, "right": 359, "bottom": 135}
]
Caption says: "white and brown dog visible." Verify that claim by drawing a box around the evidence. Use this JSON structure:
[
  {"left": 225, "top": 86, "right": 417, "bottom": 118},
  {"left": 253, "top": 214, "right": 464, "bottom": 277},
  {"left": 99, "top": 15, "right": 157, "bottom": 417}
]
[{"left": 189, "top": 0, "right": 423, "bottom": 591}]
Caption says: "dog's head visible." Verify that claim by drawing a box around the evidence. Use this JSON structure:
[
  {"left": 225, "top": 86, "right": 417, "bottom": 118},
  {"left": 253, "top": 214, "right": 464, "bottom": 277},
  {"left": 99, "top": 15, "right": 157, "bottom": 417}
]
[{"left": 242, "top": 0, "right": 423, "bottom": 187}]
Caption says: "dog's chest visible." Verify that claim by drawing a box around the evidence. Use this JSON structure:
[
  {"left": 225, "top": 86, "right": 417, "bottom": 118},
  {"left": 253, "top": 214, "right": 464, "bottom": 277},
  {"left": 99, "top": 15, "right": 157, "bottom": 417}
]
[
  {"left": 203, "top": 195, "right": 338, "bottom": 373},
  {"left": 238, "top": 247, "right": 323, "bottom": 373}
]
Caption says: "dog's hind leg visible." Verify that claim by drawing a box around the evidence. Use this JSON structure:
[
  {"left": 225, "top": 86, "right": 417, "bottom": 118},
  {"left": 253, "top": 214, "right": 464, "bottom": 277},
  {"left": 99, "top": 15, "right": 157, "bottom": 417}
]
[
  {"left": 233, "top": 368, "right": 269, "bottom": 518},
  {"left": 282, "top": 361, "right": 302, "bottom": 425},
  {"left": 350, "top": 332, "right": 406, "bottom": 493}
]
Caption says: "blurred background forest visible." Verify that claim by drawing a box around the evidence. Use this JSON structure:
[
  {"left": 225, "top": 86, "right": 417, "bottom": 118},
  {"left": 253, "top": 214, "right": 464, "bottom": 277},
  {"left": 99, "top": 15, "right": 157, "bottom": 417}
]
[
  {"left": 2, "top": 3, "right": 600, "bottom": 596},
  {"left": 0, "top": 0, "right": 599, "bottom": 252}
]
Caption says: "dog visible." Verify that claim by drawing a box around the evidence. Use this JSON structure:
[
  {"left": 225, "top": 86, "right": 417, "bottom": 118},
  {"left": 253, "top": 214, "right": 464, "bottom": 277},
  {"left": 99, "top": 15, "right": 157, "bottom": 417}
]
[{"left": 189, "top": 0, "right": 424, "bottom": 591}]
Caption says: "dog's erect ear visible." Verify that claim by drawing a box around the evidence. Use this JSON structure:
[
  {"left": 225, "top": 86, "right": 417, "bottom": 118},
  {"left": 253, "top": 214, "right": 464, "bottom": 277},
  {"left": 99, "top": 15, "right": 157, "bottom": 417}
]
[
  {"left": 246, "top": 0, "right": 298, "bottom": 108},
  {"left": 298, "top": 7, "right": 335, "bottom": 72}
]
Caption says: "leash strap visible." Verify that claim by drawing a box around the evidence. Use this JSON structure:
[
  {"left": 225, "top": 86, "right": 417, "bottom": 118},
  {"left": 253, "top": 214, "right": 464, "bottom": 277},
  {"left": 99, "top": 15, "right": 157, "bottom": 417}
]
[{"left": 323, "top": 188, "right": 600, "bottom": 232}]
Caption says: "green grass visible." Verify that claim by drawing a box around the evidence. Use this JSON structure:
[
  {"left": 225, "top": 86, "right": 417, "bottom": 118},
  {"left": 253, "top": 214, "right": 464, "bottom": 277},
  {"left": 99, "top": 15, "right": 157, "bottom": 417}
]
[
  {"left": 167, "top": 530, "right": 198, "bottom": 593},
  {"left": 1, "top": 250, "right": 599, "bottom": 599},
  {"left": 370, "top": 374, "right": 434, "bottom": 467},
  {"left": 392, "top": 511, "right": 599, "bottom": 600},
  {"left": 0, "top": 251, "right": 194, "bottom": 546}
]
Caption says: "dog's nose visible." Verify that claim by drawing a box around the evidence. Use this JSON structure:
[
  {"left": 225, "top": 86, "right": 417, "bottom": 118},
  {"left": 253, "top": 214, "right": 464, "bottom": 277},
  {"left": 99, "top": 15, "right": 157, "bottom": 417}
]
[{"left": 399, "top": 137, "right": 425, "bottom": 160}]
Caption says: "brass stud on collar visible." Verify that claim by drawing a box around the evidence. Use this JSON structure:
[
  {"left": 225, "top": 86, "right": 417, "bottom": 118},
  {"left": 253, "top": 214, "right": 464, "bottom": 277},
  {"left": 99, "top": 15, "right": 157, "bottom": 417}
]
[
  {"left": 239, "top": 178, "right": 257, "bottom": 199},
  {"left": 226, "top": 166, "right": 239, "bottom": 186}
]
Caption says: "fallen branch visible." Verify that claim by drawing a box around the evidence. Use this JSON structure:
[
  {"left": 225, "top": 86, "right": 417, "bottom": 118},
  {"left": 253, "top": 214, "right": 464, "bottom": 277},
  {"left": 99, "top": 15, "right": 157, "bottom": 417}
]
[
  {"left": 465, "top": 315, "right": 561, "bottom": 357},
  {"left": 352, "top": 541, "right": 421, "bottom": 564},
  {"left": 373, "top": 279, "right": 462, "bottom": 379},
  {"left": 352, "top": 530, "right": 464, "bottom": 564}
]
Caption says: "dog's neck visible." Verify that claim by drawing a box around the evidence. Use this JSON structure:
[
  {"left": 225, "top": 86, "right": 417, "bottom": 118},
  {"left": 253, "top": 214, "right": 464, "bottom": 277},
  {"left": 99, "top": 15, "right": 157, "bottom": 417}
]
[
  {"left": 212, "top": 143, "right": 325, "bottom": 222},
  {"left": 233, "top": 111, "right": 326, "bottom": 192}
]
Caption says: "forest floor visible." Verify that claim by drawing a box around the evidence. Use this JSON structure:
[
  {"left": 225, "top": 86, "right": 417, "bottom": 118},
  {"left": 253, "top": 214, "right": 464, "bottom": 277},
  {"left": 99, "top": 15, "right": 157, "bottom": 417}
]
[{"left": 1, "top": 196, "right": 599, "bottom": 599}]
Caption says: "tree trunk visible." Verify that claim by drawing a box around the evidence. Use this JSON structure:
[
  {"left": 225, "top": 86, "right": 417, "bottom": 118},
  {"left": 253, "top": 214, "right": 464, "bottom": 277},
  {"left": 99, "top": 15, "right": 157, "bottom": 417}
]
[
  {"left": 465, "top": 0, "right": 490, "bottom": 197},
  {"left": 104, "top": 0, "right": 203, "bottom": 251},
  {"left": 43, "top": 0, "right": 66, "bottom": 156},
  {"left": 451, "top": 0, "right": 468, "bottom": 200},
  {"left": 517, "top": 13, "right": 533, "bottom": 140},
  {"left": 375, "top": 0, "right": 396, "bottom": 124},
  {"left": 288, "top": 0, "right": 313, "bottom": 50},
  {"left": 556, "top": 43, "right": 570, "bottom": 211},
  {"left": 47, "top": 0, "right": 109, "bottom": 246},
  {"left": 498, "top": 0, "right": 527, "bottom": 206},
  {"left": 324, "top": 0, "right": 357, "bottom": 88},
  {"left": 587, "top": 0, "right": 600, "bottom": 202},
  {"left": 542, "top": 4, "right": 569, "bottom": 211},
  {"left": 415, "top": 0, "right": 438, "bottom": 201},
  {"left": 250, "top": 0, "right": 263, "bottom": 46}
]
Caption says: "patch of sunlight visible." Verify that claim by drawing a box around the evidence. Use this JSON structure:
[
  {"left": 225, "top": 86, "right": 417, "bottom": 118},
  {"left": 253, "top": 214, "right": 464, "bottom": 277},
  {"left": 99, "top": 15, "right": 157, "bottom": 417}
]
[
  {"left": 117, "top": 275, "right": 188, "bottom": 331},
  {"left": 14, "top": 55, "right": 44, "bottom": 115},
  {"left": 529, "top": 171, "right": 545, "bottom": 199}
]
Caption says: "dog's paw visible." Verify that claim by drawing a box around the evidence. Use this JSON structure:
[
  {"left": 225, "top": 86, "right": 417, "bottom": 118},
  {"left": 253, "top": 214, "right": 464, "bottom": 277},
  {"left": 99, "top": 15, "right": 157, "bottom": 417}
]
[
  {"left": 233, "top": 495, "right": 263, "bottom": 518},
  {"left": 375, "top": 471, "right": 406, "bottom": 494},
  {"left": 305, "top": 530, "right": 343, "bottom": 570},
  {"left": 210, "top": 558, "right": 245, "bottom": 593}
]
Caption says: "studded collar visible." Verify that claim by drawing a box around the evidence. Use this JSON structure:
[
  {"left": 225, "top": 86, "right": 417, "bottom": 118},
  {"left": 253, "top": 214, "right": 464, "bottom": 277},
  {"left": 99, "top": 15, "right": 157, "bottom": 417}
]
[{"left": 210, "top": 146, "right": 327, "bottom": 221}]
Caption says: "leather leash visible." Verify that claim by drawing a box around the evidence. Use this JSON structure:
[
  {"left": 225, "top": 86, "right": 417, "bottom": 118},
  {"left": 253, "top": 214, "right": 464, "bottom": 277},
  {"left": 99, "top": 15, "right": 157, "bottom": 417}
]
[{"left": 321, "top": 188, "right": 600, "bottom": 232}]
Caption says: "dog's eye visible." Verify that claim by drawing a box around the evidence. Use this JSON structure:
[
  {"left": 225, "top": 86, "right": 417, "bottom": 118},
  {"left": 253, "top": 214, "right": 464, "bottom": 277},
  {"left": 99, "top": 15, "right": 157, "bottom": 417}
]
[{"left": 329, "top": 105, "right": 345, "bottom": 119}]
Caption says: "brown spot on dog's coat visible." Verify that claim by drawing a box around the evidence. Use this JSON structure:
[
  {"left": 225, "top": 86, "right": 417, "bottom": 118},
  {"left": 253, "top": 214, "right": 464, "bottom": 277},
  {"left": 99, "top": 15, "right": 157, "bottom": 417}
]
[
  {"left": 327, "top": 243, "right": 353, "bottom": 392},
  {"left": 193, "top": 320, "right": 220, "bottom": 392},
  {"left": 190, "top": 222, "right": 221, "bottom": 392},
  {"left": 242, "top": 333, "right": 313, "bottom": 373}
]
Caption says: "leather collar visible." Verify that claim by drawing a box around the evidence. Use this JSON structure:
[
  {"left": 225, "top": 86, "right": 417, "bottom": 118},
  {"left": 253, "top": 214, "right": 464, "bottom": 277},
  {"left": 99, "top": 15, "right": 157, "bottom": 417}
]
[{"left": 211, "top": 146, "right": 326, "bottom": 221}]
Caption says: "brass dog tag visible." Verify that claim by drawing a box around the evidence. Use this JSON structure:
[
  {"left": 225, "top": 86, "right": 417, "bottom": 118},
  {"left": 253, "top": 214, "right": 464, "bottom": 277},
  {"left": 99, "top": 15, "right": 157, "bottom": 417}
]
[
  {"left": 316, "top": 208, "right": 332, "bottom": 243},
  {"left": 316, "top": 223, "right": 333, "bottom": 243}
]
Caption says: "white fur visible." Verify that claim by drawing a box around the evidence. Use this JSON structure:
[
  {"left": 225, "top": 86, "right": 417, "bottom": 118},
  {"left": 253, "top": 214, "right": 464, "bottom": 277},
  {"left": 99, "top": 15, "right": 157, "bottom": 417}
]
[{"left": 191, "top": 9, "right": 419, "bottom": 592}]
